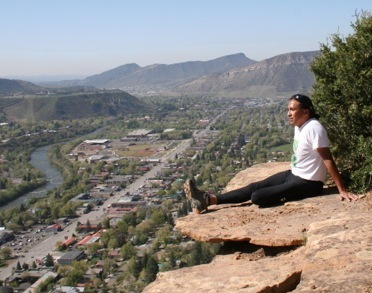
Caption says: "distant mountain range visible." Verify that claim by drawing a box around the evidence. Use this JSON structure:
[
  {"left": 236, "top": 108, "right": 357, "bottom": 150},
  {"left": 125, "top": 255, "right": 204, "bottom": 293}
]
[
  {"left": 41, "top": 51, "right": 318, "bottom": 98},
  {"left": 177, "top": 51, "right": 319, "bottom": 98},
  {"left": 0, "top": 51, "right": 319, "bottom": 121},
  {"left": 80, "top": 53, "right": 256, "bottom": 89}
]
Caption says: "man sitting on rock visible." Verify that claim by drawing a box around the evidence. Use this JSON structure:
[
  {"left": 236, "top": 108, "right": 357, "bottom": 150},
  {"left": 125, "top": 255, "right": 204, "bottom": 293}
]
[{"left": 184, "top": 94, "right": 358, "bottom": 213}]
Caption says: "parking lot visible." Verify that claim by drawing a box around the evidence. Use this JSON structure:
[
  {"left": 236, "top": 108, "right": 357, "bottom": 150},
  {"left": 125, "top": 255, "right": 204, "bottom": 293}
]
[{"left": 2, "top": 226, "right": 56, "bottom": 258}]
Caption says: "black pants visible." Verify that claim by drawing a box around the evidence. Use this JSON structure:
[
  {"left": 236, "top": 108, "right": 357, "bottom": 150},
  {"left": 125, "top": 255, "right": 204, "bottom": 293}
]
[{"left": 216, "top": 170, "right": 324, "bottom": 206}]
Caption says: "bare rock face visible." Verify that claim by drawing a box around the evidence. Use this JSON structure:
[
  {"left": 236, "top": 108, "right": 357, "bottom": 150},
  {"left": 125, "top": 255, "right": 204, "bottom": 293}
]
[
  {"left": 295, "top": 212, "right": 372, "bottom": 292},
  {"left": 174, "top": 194, "right": 366, "bottom": 247},
  {"left": 144, "top": 247, "right": 306, "bottom": 293},
  {"left": 143, "top": 162, "right": 371, "bottom": 293}
]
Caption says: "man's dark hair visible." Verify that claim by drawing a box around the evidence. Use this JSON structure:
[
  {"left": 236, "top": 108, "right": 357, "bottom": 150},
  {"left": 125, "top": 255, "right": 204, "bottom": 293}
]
[{"left": 290, "top": 94, "right": 320, "bottom": 119}]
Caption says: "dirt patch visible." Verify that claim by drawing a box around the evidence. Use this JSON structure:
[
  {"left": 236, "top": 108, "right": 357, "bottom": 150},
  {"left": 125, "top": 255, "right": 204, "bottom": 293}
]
[{"left": 113, "top": 141, "right": 168, "bottom": 158}]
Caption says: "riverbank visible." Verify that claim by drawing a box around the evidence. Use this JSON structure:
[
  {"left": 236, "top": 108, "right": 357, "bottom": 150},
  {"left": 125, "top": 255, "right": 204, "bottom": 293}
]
[
  {"left": 0, "top": 145, "right": 64, "bottom": 211},
  {"left": 0, "top": 127, "right": 105, "bottom": 211}
]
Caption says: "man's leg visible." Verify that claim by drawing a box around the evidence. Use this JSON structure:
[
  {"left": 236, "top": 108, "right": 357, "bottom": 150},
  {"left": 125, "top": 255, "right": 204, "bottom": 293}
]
[
  {"left": 216, "top": 170, "right": 291, "bottom": 204},
  {"left": 251, "top": 173, "right": 323, "bottom": 206}
]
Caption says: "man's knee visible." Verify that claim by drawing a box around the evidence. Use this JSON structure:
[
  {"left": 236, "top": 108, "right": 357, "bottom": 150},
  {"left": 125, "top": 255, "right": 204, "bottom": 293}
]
[
  {"left": 251, "top": 192, "right": 266, "bottom": 206},
  {"left": 251, "top": 192, "right": 282, "bottom": 206}
]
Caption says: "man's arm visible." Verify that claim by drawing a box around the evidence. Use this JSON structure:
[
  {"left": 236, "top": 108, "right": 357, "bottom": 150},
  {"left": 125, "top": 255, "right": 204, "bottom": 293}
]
[{"left": 317, "top": 147, "right": 358, "bottom": 202}]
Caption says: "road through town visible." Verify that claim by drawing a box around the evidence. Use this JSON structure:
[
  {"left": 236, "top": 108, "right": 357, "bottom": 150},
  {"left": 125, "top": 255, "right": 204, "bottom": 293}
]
[
  {"left": 0, "top": 138, "right": 192, "bottom": 281},
  {"left": 0, "top": 108, "right": 228, "bottom": 281}
]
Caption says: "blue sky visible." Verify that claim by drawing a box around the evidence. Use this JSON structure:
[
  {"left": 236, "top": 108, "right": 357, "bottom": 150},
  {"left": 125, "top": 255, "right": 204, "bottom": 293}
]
[{"left": 1, "top": 0, "right": 371, "bottom": 77}]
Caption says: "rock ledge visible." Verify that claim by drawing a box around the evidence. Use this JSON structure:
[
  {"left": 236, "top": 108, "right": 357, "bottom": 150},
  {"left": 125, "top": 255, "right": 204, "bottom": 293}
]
[{"left": 144, "top": 162, "right": 371, "bottom": 293}]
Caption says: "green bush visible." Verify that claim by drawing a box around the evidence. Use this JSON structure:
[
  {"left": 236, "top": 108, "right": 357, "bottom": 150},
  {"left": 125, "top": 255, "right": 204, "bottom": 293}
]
[{"left": 311, "top": 11, "right": 372, "bottom": 192}]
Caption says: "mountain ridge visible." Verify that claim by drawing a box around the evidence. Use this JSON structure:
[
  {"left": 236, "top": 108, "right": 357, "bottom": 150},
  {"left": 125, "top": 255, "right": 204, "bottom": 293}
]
[
  {"left": 58, "top": 53, "right": 256, "bottom": 89},
  {"left": 67, "top": 51, "right": 318, "bottom": 98},
  {"left": 177, "top": 51, "right": 319, "bottom": 98},
  {"left": 1, "top": 50, "right": 319, "bottom": 99}
]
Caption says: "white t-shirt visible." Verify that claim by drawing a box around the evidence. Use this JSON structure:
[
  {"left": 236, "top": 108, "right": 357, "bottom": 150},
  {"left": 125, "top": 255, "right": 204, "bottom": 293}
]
[{"left": 291, "top": 118, "right": 329, "bottom": 182}]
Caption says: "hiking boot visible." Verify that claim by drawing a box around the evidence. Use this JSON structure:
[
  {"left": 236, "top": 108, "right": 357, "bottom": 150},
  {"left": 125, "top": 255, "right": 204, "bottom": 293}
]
[{"left": 183, "top": 178, "right": 209, "bottom": 214}]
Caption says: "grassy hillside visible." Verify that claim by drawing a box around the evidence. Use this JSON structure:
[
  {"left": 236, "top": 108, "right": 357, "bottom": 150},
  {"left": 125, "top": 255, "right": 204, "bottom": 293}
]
[{"left": 0, "top": 91, "right": 151, "bottom": 121}]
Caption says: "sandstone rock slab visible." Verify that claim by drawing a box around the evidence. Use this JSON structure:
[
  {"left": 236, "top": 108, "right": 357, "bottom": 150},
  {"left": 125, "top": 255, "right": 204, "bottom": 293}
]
[
  {"left": 176, "top": 162, "right": 368, "bottom": 247},
  {"left": 176, "top": 196, "right": 366, "bottom": 247},
  {"left": 294, "top": 211, "right": 372, "bottom": 292},
  {"left": 143, "top": 247, "right": 306, "bottom": 293},
  {"left": 142, "top": 207, "right": 372, "bottom": 293}
]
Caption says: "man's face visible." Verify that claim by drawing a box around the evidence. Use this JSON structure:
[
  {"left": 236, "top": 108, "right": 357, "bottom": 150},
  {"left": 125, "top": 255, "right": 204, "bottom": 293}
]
[{"left": 287, "top": 99, "right": 309, "bottom": 127}]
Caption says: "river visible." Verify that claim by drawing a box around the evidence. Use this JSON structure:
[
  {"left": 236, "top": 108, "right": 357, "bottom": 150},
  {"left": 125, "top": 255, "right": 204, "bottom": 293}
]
[
  {"left": 0, "top": 145, "right": 64, "bottom": 211},
  {"left": 0, "top": 127, "right": 105, "bottom": 211}
]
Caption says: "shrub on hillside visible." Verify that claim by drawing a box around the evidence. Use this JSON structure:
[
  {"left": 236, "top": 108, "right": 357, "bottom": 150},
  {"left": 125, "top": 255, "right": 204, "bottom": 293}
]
[{"left": 311, "top": 11, "right": 372, "bottom": 192}]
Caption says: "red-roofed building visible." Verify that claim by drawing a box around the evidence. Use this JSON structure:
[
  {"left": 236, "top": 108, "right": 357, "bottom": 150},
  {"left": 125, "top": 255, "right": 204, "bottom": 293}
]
[
  {"left": 60, "top": 237, "right": 77, "bottom": 248},
  {"left": 77, "top": 230, "right": 103, "bottom": 246},
  {"left": 107, "top": 250, "right": 120, "bottom": 259}
]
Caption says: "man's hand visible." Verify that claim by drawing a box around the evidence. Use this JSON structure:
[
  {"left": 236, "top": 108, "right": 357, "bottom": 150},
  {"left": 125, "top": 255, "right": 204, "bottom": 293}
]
[
  {"left": 339, "top": 191, "right": 359, "bottom": 202},
  {"left": 317, "top": 148, "right": 359, "bottom": 203}
]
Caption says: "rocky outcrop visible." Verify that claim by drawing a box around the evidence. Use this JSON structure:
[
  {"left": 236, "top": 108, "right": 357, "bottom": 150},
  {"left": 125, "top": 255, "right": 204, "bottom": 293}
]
[{"left": 144, "top": 162, "right": 371, "bottom": 293}]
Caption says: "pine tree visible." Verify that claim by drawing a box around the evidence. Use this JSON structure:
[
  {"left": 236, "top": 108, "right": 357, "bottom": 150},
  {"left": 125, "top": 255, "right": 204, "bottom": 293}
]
[
  {"left": 16, "top": 261, "right": 21, "bottom": 271},
  {"left": 22, "top": 262, "right": 29, "bottom": 271},
  {"left": 144, "top": 256, "right": 159, "bottom": 283},
  {"left": 44, "top": 253, "right": 54, "bottom": 267},
  {"left": 166, "top": 213, "right": 174, "bottom": 226},
  {"left": 168, "top": 249, "right": 177, "bottom": 269},
  {"left": 189, "top": 241, "right": 203, "bottom": 266}
]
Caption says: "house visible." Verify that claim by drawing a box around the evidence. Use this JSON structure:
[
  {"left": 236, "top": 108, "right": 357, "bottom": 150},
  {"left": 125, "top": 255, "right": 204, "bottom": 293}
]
[
  {"left": 26, "top": 271, "right": 58, "bottom": 292},
  {"left": 60, "top": 237, "right": 77, "bottom": 248},
  {"left": 87, "top": 155, "right": 108, "bottom": 163},
  {"left": 105, "top": 175, "right": 131, "bottom": 188},
  {"left": 125, "top": 129, "right": 153, "bottom": 139},
  {"left": 77, "top": 231, "right": 102, "bottom": 246},
  {"left": 107, "top": 250, "right": 120, "bottom": 259},
  {"left": 58, "top": 250, "right": 85, "bottom": 265},
  {"left": 89, "top": 187, "right": 114, "bottom": 199}
]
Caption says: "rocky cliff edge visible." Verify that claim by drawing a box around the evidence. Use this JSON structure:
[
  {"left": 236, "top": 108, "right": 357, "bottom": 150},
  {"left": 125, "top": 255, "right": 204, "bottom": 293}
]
[{"left": 144, "top": 162, "right": 371, "bottom": 293}]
